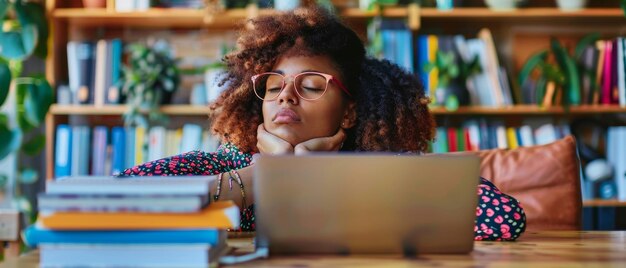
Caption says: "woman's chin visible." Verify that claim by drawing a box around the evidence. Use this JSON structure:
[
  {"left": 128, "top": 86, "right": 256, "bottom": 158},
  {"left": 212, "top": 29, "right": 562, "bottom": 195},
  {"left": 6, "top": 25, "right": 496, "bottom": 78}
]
[
  {"left": 267, "top": 124, "right": 334, "bottom": 146},
  {"left": 268, "top": 128, "right": 304, "bottom": 146}
]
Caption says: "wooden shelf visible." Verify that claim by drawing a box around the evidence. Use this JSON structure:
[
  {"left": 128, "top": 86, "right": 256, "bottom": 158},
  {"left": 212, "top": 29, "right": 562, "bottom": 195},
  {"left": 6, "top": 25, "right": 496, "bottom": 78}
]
[
  {"left": 52, "top": 7, "right": 625, "bottom": 28},
  {"left": 341, "top": 7, "right": 624, "bottom": 19},
  {"left": 49, "top": 104, "right": 211, "bottom": 116},
  {"left": 52, "top": 8, "right": 278, "bottom": 28},
  {"left": 583, "top": 199, "right": 626, "bottom": 207},
  {"left": 430, "top": 105, "right": 626, "bottom": 115}
]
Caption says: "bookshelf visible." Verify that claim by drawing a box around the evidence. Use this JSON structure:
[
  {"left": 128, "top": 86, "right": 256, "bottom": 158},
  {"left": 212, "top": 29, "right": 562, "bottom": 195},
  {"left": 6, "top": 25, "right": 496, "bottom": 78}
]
[
  {"left": 50, "top": 7, "right": 626, "bottom": 28},
  {"left": 49, "top": 104, "right": 626, "bottom": 116},
  {"left": 45, "top": 1, "right": 626, "bottom": 211},
  {"left": 49, "top": 104, "right": 212, "bottom": 116},
  {"left": 583, "top": 199, "right": 626, "bottom": 207}
]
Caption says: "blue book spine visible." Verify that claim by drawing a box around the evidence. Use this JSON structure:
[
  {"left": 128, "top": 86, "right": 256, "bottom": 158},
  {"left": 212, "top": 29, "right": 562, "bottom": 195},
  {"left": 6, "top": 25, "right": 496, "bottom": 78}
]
[
  {"left": 417, "top": 35, "right": 430, "bottom": 94},
  {"left": 125, "top": 127, "right": 136, "bottom": 168},
  {"left": 111, "top": 127, "right": 126, "bottom": 175},
  {"left": 24, "top": 226, "right": 222, "bottom": 247},
  {"left": 54, "top": 125, "right": 72, "bottom": 178},
  {"left": 400, "top": 30, "right": 414, "bottom": 73},
  {"left": 381, "top": 30, "right": 395, "bottom": 65},
  {"left": 110, "top": 39, "right": 122, "bottom": 86},
  {"left": 91, "top": 126, "right": 109, "bottom": 176}
]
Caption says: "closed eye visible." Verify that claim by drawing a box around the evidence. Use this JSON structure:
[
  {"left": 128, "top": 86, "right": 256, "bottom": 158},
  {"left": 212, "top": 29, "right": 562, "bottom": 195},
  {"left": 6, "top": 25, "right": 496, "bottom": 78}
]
[{"left": 302, "top": 87, "right": 324, "bottom": 92}]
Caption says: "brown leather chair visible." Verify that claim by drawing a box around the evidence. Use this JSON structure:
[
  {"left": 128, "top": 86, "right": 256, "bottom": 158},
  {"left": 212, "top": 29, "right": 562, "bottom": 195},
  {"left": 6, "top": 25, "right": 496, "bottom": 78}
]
[{"left": 472, "top": 135, "right": 582, "bottom": 231}]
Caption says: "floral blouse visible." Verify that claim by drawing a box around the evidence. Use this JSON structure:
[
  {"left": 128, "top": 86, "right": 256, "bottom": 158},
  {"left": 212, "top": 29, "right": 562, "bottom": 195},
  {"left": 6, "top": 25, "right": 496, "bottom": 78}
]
[{"left": 118, "top": 143, "right": 526, "bottom": 241}]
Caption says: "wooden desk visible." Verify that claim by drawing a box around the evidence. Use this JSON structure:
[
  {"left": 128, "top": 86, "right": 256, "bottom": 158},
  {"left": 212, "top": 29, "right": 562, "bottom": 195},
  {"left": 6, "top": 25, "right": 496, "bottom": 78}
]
[{"left": 2, "top": 231, "right": 626, "bottom": 267}]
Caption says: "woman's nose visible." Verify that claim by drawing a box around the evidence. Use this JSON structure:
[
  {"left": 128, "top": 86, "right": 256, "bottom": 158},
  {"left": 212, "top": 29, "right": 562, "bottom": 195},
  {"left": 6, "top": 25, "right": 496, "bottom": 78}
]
[{"left": 277, "top": 80, "right": 299, "bottom": 105}]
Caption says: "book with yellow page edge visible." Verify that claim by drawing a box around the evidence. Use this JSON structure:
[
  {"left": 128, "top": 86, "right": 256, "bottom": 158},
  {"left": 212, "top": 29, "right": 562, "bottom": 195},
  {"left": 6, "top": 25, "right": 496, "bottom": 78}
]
[{"left": 37, "top": 201, "right": 240, "bottom": 230}]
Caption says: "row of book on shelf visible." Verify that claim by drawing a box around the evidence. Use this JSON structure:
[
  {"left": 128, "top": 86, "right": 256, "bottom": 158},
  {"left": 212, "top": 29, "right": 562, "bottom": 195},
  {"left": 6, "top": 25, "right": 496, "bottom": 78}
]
[
  {"left": 26, "top": 176, "right": 237, "bottom": 267},
  {"left": 378, "top": 19, "right": 626, "bottom": 108},
  {"left": 429, "top": 121, "right": 571, "bottom": 153},
  {"left": 64, "top": 24, "right": 626, "bottom": 109},
  {"left": 430, "top": 121, "right": 626, "bottom": 202},
  {"left": 63, "top": 39, "right": 228, "bottom": 107},
  {"left": 54, "top": 124, "right": 221, "bottom": 178}
]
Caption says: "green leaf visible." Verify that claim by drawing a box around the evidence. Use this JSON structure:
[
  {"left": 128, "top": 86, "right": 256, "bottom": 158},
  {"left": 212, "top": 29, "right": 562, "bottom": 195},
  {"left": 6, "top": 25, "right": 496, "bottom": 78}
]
[
  {"left": 0, "top": 24, "right": 38, "bottom": 60},
  {"left": 0, "top": 61, "right": 11, "bottom": 106},
  {"left": 448, "top": 65, "right": 460, "bottom": 78},
  {"left": 23, "top": 79, "right": 53, "bottom": 126},
  {"left": 518, "top": 50, "right": 548, "bottom": 88},
  {"left": 445, "top": 94, "right": 459, "bottom": 111},
  {"left": 13, "top": 196, "right": 32, "bottom": 214},
  {"left": 0, "top": 113, "right": 7, "bottom": 125},
  {"left": 535, "top": 76, "right": 547, "bottom": 105},
  {"left": 621, "top": 0, "right": 626, "bottom": 17},
  {"left": 551, "top": 38, "right": 581, "bottom": 106},
  {"left": 574, "top": 33, "right": 600, "bottom": 60},
  {"left": 16, "top": 82, "right": 35, "bottom": 132},
  {"left": 15, "top": 78, "right": 52, "bottom": 128},
  {"left": 21, "top": 133, "right": 45, "bottom": 156},
  {"left": 14, "top": 2, "right": 48, "bottom": 58},
  {"left": 0, "top": 0, "right": 9, "bottom": 20},
  {"left": 0, "top": 120, "right": 22, "bottom": 160},
  {"left": 18, "top": 168, "right": 38, "bottom": 184}
]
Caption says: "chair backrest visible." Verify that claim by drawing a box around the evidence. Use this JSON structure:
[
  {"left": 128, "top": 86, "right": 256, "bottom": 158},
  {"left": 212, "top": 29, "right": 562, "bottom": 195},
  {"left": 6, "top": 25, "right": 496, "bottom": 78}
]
[{"left": 472, "top": 135, "right": 582, "bottom": 231}]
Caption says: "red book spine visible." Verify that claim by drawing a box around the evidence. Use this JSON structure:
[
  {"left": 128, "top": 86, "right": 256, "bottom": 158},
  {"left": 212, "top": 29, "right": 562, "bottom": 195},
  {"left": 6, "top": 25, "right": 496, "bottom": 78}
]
[
  {"left": 447, "top": 127, "right": 457, "bottom": 152},
  {"left": 602, "top": 41, "right": 613, "bottom": 104}
]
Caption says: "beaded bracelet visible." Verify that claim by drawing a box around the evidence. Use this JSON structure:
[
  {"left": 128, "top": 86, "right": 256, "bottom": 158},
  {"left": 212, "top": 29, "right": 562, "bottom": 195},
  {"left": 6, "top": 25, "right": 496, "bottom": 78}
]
[
  {"left": 229, "top": 170, "right": 248, "bottom": 211},
  {"left": 213, "top": 172, "right": 225, "bottom": 202}
]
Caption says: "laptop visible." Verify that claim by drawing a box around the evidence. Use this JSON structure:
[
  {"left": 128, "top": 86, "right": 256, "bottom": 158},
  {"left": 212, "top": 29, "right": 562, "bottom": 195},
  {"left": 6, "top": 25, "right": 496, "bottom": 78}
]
[{"left": 253, "top": 154, "right": 480, "bottom": 256}]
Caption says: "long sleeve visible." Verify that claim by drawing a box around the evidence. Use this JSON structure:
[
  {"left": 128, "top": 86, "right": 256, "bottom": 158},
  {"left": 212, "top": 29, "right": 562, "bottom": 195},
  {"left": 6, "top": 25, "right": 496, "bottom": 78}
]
[
  {"left": 117, "top": 143, "right": 253, "bottom": 177},
  {"left": 117, "top": 143, "right": 256, "bottom": 231},
  {"left": 474, "top": 177, "right": 526, "bottom": 241}
]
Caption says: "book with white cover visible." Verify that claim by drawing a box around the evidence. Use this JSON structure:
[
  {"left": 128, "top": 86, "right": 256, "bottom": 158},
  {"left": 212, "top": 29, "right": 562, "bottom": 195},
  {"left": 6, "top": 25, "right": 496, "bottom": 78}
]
[
  {"left": 615, "top": 127, "right": 626, "bottom": 201},
  {"left": 38, "top": 194, "right": 210, "bottom": 213},
  {"left": 47, "top": 176, "right": 215, "bottom": 195},
  {"left": 148, "top": 126, "right": 166, "bottom": 161},
  {"left": 518, "top": 125, "right": 535, "bottom": 147},
  {"left": 180, "top": 124, "right": 203, "bottom": 153},
  {"left": 40, "top": 243, "right": 225, "bottom": 268}
]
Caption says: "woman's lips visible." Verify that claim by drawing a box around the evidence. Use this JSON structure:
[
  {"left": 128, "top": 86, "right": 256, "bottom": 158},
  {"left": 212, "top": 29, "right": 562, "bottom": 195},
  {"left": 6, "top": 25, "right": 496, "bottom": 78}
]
[{"left": 273, "top": 108, "right": 301, "bottom": 124}]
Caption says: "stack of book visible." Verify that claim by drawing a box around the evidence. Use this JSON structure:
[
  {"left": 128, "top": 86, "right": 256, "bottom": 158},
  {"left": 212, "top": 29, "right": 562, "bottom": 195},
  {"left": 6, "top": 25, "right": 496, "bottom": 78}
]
[{"left": 25, "top": 176, "right": 239, "bottom": 268}]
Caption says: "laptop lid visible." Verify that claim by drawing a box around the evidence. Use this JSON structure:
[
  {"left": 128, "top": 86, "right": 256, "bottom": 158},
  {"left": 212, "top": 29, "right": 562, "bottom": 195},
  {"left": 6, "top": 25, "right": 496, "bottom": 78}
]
[{"left": 254, "top": 154, "right": 480, "bottom": 255}]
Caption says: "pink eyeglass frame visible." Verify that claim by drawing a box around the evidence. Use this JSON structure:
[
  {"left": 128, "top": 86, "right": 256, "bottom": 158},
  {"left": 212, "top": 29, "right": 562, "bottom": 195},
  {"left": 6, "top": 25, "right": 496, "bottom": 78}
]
[{"left": 251, "top": 71, "right": 352, "bottom": 101}]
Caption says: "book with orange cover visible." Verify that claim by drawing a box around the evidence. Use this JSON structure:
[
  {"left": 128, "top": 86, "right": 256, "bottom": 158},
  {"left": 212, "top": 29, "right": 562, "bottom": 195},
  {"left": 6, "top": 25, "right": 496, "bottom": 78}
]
[{"left": 37, "top": 201, "right": 239, "bottom": 230}]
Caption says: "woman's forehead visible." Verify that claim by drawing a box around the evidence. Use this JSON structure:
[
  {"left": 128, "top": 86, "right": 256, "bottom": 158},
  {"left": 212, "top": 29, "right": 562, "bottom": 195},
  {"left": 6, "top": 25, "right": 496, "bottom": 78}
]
[{"left": 272, "top": 54, "right": 340, "bottom": 75}]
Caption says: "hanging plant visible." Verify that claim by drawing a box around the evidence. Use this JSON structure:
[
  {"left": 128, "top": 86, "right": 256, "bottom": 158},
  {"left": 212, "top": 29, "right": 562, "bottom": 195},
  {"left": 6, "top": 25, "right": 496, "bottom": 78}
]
[{"left": 0, "top": 0, "right": 52, "bottom": 230}]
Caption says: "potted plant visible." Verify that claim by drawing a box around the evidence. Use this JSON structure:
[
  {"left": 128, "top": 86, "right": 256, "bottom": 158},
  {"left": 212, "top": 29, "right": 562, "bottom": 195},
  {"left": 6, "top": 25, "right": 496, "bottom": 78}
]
[
  {"left": 424, "top": 50, "right": 481, "bottom": 110},
  {"left": 517, "top": 34, "right": 597, "bottom": 108},
  {"left": 118, "top": 42, "right": 181, "bottom": 127},
  {"left": 0, "top": 0, "right": 52, "bottom": 226}
]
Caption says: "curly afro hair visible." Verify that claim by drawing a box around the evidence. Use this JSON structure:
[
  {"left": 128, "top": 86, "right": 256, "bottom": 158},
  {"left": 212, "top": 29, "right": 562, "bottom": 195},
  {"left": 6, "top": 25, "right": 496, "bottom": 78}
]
[{"left": 209, "top": 7, "right": 435, "bottom": 153}]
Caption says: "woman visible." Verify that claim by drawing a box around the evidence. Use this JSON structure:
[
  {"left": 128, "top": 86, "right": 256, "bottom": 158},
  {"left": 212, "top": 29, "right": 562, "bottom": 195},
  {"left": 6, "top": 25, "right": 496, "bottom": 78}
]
[{"left": 120, "top": 7, "right": 526, "bottom": 241}]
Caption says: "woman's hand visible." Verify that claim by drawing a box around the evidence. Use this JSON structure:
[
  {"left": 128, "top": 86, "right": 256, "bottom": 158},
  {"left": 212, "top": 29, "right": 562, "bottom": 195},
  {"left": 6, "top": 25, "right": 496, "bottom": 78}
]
[
  {"left": 256, "top": 124, "right": 294, "bottom": 155},
  {"left": 294, "top": 128, "right": 346, "bottom": 155}
]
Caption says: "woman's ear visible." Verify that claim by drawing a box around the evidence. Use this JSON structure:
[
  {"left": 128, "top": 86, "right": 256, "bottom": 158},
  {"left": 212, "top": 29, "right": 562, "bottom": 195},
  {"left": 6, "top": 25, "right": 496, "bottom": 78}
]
[{"left": 341, "top": 101, "right": 356, "bottom": 129}]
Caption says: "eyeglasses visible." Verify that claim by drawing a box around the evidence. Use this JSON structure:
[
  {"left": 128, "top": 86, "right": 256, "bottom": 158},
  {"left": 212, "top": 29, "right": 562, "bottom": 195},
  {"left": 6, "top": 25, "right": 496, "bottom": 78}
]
[{"left": 251, "top": 71, "right": 351, "bottom": 101}]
